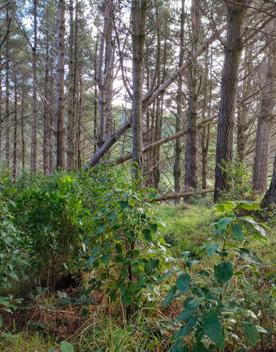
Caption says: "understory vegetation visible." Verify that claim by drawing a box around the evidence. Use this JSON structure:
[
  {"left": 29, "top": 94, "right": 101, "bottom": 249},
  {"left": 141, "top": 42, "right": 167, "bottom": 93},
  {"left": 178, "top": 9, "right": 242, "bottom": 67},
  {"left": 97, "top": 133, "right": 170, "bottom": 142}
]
[{"left": 0, "top": 167, "right": 275, "bottom": 352}]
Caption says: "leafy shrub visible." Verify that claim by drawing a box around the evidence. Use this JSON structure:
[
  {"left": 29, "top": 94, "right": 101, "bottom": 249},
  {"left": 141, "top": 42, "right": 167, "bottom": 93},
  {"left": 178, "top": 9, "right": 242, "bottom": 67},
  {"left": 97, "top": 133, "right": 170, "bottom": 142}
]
[
  {"left": 9, "top": 172, "right": 90, "bottom": 286},
  {"left": 0, "top": 193, "right": 27, "bottom": 325},
  {"left": 81, "top": 166, "right": 169, "bottom": 319},
  {"left": 165, "top": 201, "right": 274, "bottom": 351},
  {"left": 0, "top": 166, "right": 168, "bottom": 320},
  {"left": 219, "top": 161, "right": 254, "bottom": 201}
]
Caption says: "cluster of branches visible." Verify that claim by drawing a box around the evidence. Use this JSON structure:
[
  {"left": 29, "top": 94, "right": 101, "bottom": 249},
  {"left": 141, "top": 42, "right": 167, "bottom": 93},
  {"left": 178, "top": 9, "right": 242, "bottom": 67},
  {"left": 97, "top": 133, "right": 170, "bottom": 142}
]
[{"left": 0, "top": 0, "right": 276, "bottom": 205}]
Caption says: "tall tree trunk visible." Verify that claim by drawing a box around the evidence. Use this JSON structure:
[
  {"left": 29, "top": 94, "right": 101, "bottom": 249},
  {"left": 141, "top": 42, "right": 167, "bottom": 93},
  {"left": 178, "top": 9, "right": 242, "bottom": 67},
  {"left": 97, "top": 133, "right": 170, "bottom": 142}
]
[
  {"left": 236, "top": 46, "right": 252, "bottom": 162},
  {"left": 201, "top": 48, "right": 211, "bottom": 189},
  {"left": 131, "top": 0, "right": 147, "bottom": 179},
  {"left": 174, "top": 0, "right": 185, "bottom": 199},
  {"left": 43, "top": 5, "right": 51, "bottom": 174},
  {"left": 261, "top": 151, "right": 276, "bottom": 208},
  {"left": 5, "top": 6, "right": 10, "bottom": 168},
  {"left": 214, "top": 1, "right": 248, "bottom": 201},
  {"left": 55, "top": 0, "right": 65, "bottom": 169},
  {"left": 184, "top": 0, "right": 200, "bottom": 192},
  {"left": 67, "top": 0, "right": 78, "bottom": 170},
  {"left": 49, "top": 59, "right": 55, "bottom": 173},
  {"left": 93, "top": 34, "right": 99, "bottom": 154},
  {"left": 20, "top": 94, "right": 25, "bottom": 172},
  {"left": 76, "top": 66, "right": 82, "bottom": 170},
  {"left": 12, "top": 72, "right": 18, "bottom": 180},
  {"left": 97, "top": 0, "right": 114, "bottom": 149},
  {"left": 31, "top": 0, "right": 38, "bottom": 173},
  {"left": 253, "top": 20, "right": 276, "bottom": 193},
  {"left": 0, "top": 44, "right": 2, "bottom": 161}
]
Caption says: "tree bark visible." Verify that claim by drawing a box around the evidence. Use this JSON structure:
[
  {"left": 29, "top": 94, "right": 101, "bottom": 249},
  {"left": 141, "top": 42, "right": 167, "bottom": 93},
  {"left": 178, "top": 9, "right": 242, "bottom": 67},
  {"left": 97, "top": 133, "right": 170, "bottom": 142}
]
[
  {"left": 20, "top": 93, "right": 25, "bottom": 172},
  {"left": 184, "top": 0, "right": 200, "bottom": 192},
  {"left": 201, "top": 48, "right": 211, "bottom": 189},
  {"left": 66, "top": 0, "right": 77, "bottom": 170},
  {"left": 55, "top": 0, "right": 65, "bottom": 169},
  {"left": 12, "top": 71, "right": 18, "bottom": 180},
  {"left": 31, "top": 0, "right": 38, "bottom": 174},
  {"left": 261, "top": 151, "right": 276, "bottom": 208},
  {"left": 174, "top": 0, "right": 185, "bottom": 200},
  {"left": 253, "top": 19, "right": 276, "bottom": 193},
  {"left": 43, "top": 4, "right": 51, "bottom": 174},
  {"left": 5, "top": 5, "right": 10, "bottom": 168},
  {"left": 214, "top": 1, "right": 248, "bottom": 201},
  {"left": 97, "top": 0, "right": 115, "bottom": 150},
  {"left": 131, "top": 0, "right": 147, "bottom": 179}
]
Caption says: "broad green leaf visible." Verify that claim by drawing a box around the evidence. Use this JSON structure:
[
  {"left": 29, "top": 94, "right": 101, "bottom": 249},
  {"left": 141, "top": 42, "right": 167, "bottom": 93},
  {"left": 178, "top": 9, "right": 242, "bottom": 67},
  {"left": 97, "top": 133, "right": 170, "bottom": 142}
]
[
  {"left": 211, "top": 217, "right": 234, "bottom": 235},
  {"left": 215, "top": 201, "right": 235, "bottom": 213},
  {"left": 214, "top": 261, "right": 233, "bottom": 284},
  {"left": 242, "top": 322, "right": 259, "bottom": 346},
  {"left": 206, "top": 243, "right": 219, "bottom": 256},
  {"left": 142, "top": 228, "right": 152, "bottom": 241},
  {"left": 202, "top": 311, "right": 224, "bottom": 349},
  {"left": 231, "top": 223, "right": 245, "bottom": 242},
  {"left": 163, "top": 286, "right": 176, "bottom": 307},
  {"left": 60, "top": 341, "right": 74, "bottom": 352},
  {"left": 176, "top": 273, "right": 191, "bottom": 293},
  {"left": 176, "top": 315, "right": 198, "bottom": 338},
  {"left": 236, "top": 201, "right": 259, "bottom": 211},
  {"left": 177, "top": 299, "right": 199, "bottom": 322}
]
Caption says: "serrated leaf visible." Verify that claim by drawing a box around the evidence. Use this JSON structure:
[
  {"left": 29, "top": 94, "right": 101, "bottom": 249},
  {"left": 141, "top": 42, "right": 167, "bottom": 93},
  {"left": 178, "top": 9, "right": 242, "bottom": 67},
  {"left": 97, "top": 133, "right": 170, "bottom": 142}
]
[
  {"left": 211, "top": 217, "right": 234, "bottom": 235},
  {"left": 206, "top": 243, "right": 219, "bottom": 256},
  {"left": 202, "top": 311, "right": 224, "bottom": 349},
  {"left": 176, "top": 273, "right": 191, "bottom": 293},
  {"left": 231, "top": 223, "right": 245, "bottom": 242},
  {"left": 214, "top": 261, "right": 233, "bottom": 284}
]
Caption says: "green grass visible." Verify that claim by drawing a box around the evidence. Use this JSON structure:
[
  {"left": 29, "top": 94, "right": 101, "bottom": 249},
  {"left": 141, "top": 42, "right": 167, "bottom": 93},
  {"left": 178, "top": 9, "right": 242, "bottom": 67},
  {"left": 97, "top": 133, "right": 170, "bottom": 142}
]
[
  {"left": 154, "top": 203, "right": 214, "bottom": 255},
  {"left": 0, "top": 332, "right": 55, "bottom": 352}
]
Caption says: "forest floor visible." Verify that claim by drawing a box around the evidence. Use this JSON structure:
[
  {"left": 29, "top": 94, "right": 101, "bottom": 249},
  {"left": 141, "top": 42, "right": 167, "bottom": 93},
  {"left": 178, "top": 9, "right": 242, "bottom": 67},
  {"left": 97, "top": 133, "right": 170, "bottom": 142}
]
[{"left": 0, "top": 202, "right": 275, "bottom": 352}]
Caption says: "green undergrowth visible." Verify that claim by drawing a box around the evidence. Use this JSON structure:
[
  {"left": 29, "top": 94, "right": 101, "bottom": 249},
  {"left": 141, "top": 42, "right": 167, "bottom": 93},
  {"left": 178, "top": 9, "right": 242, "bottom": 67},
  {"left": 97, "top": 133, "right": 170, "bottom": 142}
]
[
  {"left": 154, "top": 203, "right": 214, "bottom": 256},
  {"left": 0, "top": 196, "right": 275, "bottom": 351}
]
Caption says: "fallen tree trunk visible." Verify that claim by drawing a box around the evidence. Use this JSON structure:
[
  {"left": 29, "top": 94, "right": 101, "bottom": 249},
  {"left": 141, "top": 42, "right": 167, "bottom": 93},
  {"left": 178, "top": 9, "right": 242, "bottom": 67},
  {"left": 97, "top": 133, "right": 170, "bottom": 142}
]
[
  {"left": 115, "top": 117, "right": 216, "bottom": 165},
  {"left": 88, "top": 25, "right": 225, "bottom": 167},
  {"left": 151, "top": 188, "right": 214, "bottom": 202}
]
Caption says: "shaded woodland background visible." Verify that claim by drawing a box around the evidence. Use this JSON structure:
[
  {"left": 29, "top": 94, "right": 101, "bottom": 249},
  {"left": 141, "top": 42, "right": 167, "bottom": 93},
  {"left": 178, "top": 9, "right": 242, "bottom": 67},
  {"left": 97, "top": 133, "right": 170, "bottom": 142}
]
[{"left": 0, "top": 0, "right": 276, "bottom": 199}]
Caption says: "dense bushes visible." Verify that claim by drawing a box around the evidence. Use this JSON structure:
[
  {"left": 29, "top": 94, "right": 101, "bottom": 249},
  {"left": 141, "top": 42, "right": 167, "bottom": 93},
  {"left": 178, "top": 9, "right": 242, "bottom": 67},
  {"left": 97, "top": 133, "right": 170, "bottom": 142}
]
[
  {"left": 0, "top": 166, "right": 167, "bottom": 318},
  {"left": 0, "top": 168, "right": 275, "bottom": 351}
]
